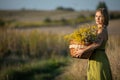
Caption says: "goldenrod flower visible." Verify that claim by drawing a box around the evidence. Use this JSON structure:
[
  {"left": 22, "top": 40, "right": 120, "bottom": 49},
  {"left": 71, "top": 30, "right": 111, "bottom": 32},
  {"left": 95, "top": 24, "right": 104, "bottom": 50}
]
[{"left": 64, "top": 24, "right": 97, "bottom": 45}]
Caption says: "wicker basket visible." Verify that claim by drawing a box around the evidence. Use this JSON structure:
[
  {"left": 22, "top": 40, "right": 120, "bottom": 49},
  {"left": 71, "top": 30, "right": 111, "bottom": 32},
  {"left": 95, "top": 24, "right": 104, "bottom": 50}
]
[{"left": 69, "top": 40, "right": 92, "bottom": 59}]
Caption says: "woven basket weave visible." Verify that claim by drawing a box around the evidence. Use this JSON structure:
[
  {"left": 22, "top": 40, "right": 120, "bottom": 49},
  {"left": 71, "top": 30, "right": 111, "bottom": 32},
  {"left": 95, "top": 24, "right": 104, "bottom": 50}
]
[{"left": 69, "top": 40, "right": 92, "bottom": 59}]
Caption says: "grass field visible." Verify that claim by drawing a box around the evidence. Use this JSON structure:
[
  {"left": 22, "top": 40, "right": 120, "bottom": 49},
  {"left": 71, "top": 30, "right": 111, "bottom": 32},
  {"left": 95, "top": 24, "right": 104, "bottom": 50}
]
[{"left": 0, "top": 10, "right": 120, "bottom": 80}]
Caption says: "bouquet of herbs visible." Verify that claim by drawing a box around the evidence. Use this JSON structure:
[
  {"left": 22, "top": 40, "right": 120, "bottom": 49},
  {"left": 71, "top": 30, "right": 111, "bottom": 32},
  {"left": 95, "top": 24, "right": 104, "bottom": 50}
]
[
  {"left": 64, "top": 24, "right": 97, "bottom": 46},
  {"left": 64, "top": 24, "right": 97, "bottom": 59}
]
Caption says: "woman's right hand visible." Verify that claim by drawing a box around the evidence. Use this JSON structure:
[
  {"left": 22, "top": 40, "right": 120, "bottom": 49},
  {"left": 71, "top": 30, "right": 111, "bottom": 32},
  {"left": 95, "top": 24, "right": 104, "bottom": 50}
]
[{"left": 74, "top": 49, "right": 85, "bottom": 58}]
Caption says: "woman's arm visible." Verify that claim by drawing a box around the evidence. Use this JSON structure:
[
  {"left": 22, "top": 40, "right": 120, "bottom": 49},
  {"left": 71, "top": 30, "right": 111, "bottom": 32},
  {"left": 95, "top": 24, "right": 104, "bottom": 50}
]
[
  {"left": 74, "top": 28, "right": 104, "bottom": 57},
  {"left": 83, "top": 29, "right": 104, "bottom": 52}
]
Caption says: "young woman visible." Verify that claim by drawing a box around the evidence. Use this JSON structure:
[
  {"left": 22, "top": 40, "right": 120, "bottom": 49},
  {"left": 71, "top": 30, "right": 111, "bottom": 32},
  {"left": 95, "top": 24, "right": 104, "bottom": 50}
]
[{"left": 74, "top": 8, "right": 113, "bottom": 80}]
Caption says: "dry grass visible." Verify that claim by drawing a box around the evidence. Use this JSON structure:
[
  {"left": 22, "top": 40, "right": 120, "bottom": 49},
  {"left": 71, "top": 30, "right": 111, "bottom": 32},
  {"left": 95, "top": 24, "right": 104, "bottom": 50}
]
[
  {"left": 55, "top": 35, "right": 120, "bottom": 80},
  {"left": 0, "top": 28, "right": 120, "bottom": 80},
  {"left": 0, "top": 10, "right": 120, "bottom": 80}
]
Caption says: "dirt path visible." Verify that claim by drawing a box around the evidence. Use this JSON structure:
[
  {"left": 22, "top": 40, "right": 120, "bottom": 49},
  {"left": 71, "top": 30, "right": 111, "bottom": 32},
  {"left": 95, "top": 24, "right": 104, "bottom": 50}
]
[
  {"left": 13, "top": 19, "right": 120, "bottom": 35},
  {"left": 108, "top": 19, "right": 120, "bottom": 35}
]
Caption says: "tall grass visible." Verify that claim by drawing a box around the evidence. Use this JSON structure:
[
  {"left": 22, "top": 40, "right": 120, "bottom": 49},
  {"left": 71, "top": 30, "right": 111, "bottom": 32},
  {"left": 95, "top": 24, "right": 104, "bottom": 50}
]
[
  {"left": 0, "top": 29, "right": 68, "bottom": 59},
  {"left": 0, "top": 28, "right": 120, "bottom": 80},
  {"left": 107, "top": 35, "right": 120, "bottom": 80},
  {"left": 0, "top": 28, "right": 69, "bottom": 80}
]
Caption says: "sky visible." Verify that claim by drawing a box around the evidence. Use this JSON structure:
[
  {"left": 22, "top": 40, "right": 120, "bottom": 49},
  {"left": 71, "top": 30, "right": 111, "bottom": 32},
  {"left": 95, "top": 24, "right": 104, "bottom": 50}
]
[{"left": 0, "top": 0, "right": 120, "bottom": 11}]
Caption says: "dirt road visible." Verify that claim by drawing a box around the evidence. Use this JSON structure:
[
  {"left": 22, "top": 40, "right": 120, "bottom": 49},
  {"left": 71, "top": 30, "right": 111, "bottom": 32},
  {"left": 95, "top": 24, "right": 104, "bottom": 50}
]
[{"left": 13, "top": 19, "right": 120, "bottom": 35}]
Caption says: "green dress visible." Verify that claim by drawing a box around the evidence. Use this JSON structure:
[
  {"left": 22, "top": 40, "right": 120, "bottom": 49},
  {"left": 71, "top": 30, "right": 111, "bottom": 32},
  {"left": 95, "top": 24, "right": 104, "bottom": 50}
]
[{"left": 87, "top": 29, "right": 112, "bottom": 80}]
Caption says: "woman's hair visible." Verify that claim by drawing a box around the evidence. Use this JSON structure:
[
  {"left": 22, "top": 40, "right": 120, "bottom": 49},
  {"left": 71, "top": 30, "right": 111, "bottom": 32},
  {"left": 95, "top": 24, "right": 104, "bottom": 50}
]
[{"left": 96, "top": 8, "right": 109, "bottom": 26}]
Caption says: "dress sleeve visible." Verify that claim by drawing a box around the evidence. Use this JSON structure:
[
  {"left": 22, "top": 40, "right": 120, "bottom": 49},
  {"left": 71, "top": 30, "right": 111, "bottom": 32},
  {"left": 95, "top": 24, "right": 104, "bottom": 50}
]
[{"left": 94, "top": 31, "right": 104, "bottom": 46}]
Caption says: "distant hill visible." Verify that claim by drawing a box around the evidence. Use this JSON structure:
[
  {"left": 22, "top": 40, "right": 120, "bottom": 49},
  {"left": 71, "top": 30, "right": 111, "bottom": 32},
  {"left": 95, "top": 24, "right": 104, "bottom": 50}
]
[
  {"left": 0, "top": 10, "right": 94, "bottom": 22},
  {"left": 0, "top": 10, "right": 120, "bottom": 28}
]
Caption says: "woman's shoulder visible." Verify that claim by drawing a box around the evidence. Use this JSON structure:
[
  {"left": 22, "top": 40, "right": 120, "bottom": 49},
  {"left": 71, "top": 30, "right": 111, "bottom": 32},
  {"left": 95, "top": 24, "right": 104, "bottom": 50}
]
[{"left": 97, "top": 26, "right": 107, "bottom": 34}]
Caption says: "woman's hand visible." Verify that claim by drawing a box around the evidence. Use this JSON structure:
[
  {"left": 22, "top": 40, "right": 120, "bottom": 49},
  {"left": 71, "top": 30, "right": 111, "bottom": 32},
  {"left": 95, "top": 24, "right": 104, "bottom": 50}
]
[{"left": 74, "top": 49, "right": 85, "bottom": 58}]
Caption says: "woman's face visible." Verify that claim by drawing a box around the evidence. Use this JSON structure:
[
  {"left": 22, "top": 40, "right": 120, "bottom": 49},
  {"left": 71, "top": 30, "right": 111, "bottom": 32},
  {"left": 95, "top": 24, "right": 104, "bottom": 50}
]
[{"left": 95, "top": 11, "right": 104, "bottom": 26}]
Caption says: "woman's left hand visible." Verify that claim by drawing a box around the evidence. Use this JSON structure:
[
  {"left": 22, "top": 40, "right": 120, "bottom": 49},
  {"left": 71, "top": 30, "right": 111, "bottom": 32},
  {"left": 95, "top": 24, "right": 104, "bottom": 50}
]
[{"left": 74, "top": 49, "right": 84, "bottom": 58}]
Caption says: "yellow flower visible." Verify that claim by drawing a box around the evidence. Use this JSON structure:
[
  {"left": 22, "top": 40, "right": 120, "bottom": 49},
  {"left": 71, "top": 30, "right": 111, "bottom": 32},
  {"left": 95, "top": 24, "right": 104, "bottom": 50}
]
[{"left": 64, "top": 24, "right": 97, "bottom": 45}]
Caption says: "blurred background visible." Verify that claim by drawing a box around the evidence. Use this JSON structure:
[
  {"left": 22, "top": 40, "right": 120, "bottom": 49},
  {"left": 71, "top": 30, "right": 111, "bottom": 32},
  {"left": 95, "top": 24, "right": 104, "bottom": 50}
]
[{"left": 0, "top": 0, "right": 120, "bottom": 80}]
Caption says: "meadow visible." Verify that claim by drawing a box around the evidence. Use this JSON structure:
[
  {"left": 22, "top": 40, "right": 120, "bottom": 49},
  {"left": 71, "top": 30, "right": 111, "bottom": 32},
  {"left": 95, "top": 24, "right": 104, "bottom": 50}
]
[
  {"left": 0, "top": 10, "right": 120, "bottom": 80},
  {"left": 0, "top": 27, "right": 120, "bottom": 80}
]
